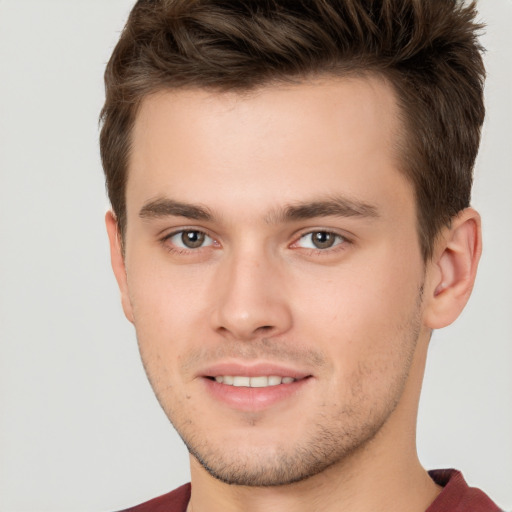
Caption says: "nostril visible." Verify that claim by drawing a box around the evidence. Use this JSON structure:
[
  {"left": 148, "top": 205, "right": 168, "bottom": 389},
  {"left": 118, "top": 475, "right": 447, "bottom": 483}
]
[{"left": 256, "top": 325, "right": 274, "bottom": 333}]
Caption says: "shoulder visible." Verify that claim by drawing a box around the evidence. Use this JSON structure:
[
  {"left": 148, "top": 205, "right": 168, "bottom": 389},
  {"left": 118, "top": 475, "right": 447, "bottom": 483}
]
[
  {"left": 427, "top": 469, "right": 503, "bottom": 512},
  {"left": 115, "top": 483, "right": 191, "bottom": 512}
]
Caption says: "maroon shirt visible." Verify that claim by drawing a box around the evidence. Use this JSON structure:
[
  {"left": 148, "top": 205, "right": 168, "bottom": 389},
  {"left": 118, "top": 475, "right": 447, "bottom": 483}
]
[
  {"left": 118, "top": 469, "right": 502, "bottom": 512},
  {"left": 427, "top": 469, "right": 502, "bottom": 512}
]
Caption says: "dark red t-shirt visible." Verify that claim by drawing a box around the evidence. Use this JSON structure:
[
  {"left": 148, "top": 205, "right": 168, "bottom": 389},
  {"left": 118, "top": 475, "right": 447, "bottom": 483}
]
[
  {"left": 427, "top": 469, "right": 502, "bottom": 512},
  {"left": 118, "top": 469, "right": 502, "bottom": 512}
]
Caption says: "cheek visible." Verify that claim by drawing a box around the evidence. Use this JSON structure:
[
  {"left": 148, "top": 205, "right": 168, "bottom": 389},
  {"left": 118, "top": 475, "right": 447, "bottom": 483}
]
[
  {"left": 290, "top": 256, "right": 423, "bottom": 375},
  {"left": 124, "top": 256, "right": 210, "bottom": 386},
  {"left": 127, "top": 252, "right": 208, "bottom": 328},
  {"left": 125, "top": 267, "right": 196, "bottom": 405}
]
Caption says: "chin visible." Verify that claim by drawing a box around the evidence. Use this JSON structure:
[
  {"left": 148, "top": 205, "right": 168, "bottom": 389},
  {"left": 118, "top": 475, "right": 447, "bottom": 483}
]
[
  {"left": 188, "top": 444, "right": 336, "bottom": 487},
  {"left": 179, "top": 416, "right": 385, "bottom": 487}
]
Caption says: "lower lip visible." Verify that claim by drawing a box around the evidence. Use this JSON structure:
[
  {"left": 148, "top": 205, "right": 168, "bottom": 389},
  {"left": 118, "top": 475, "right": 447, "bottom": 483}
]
[{"left": 202, "top": 377, "right": 312, "bottom": 411}]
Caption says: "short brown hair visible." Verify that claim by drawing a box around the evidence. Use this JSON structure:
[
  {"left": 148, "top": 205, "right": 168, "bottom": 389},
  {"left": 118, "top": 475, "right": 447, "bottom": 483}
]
[{"left": 100, "top": 0, "right": 485, "bottom": 260}]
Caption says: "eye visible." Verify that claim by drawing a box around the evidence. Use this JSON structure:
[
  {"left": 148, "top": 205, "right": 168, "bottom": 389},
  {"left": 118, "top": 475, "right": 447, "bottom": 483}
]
[
  {"left": 296, "top": 231, "right": 346, "bottom": 250},
  {"left": 166, "top": 230, "right": 214, "bottom": 249}
]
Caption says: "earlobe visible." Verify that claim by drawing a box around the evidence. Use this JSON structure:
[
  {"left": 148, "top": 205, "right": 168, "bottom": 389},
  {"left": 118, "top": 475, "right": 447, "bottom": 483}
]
[
  {"left": 105, "top": 211, "right": 135, "bottom": 324},
  {"left": 423, "top": 208, "right": 482, "bottom": 329}
]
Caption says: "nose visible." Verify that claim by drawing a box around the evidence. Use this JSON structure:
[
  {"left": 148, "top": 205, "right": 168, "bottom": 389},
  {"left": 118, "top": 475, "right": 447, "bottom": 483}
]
[{"left": 210, "top": 249, "right": 293, "bottom": 341}]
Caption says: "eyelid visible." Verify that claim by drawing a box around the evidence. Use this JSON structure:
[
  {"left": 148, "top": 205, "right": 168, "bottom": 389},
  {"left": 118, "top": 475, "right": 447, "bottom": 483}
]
[
  {"left": 158, "top": 226, "right": 352, "bottom": 253},
  {"left": 160, "top": 227, "right": 219, "bottom": 251},
  {"left": 290, "top": 228, "right": 353, "bottom": 251}
]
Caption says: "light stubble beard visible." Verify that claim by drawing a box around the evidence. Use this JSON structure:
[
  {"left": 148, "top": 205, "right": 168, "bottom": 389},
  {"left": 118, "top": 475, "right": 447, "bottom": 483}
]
[{"left": 141, "top": 287, "right": 425, "bottom": 488}]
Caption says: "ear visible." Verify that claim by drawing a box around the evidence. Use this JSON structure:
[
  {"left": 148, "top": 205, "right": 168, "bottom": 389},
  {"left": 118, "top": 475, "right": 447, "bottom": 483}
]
[
  {"left": 105, "top": 211, "right": 134, "bottom": 324},
  {"left": 423, "top": 208, "right": 482, "bottom": 329}
]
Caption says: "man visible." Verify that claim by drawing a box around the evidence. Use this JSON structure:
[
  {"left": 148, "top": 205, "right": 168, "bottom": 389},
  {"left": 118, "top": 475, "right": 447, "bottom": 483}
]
[{"left": 100, "top": 0, "right": 502, "bottom": 510}]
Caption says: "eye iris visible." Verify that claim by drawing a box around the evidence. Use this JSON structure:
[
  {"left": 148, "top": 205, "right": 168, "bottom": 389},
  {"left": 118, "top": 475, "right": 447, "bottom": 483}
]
[
  {"left": 181, "top": 230, "right": 205, "bottom": 248},
  {"left": 312, "top": 231, "right": 335, "bottom": 249}
]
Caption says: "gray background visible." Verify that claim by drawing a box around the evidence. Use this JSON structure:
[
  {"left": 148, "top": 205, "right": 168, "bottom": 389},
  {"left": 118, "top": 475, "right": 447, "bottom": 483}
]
[{"left": 0, "top": 1, "right": 510, "bottom": 510}]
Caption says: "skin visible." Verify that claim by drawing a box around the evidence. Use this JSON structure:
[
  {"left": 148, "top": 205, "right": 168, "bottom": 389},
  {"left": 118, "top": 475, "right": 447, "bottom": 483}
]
[{"left": 107, "top": 76, "right": 482, "bottom": 512}]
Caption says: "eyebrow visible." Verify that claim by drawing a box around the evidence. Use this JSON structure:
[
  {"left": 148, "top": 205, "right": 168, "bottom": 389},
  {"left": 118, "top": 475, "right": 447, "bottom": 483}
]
[
  {"left": 266, "top": 196, "right": 380, "bottom": 224},
  {"left": 138, "top": 195, "right": 379, "bottom": 223},
  {"left": 139, "top": 198, "right": 213, "bottom": 221}
]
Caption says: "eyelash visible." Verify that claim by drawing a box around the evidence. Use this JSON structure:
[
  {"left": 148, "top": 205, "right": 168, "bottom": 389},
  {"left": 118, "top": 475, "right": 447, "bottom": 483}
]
[
  {"left": 160, "top": 229, "right": 217, "bottom": 255},
  {"left": 291, "top": 230, "right": 351, "bottom": 256},
  {"left": 160, "top": 229, "right": 352, "bottom": 255}
]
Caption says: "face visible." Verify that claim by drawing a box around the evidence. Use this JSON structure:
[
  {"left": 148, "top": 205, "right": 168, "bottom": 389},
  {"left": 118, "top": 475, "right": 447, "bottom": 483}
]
[{"left": 112, "top": 77, "right": 432, "bottom": 486}]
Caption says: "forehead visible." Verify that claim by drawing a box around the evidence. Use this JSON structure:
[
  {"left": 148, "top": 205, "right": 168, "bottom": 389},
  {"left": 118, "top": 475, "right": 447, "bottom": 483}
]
[{"left": 127, "top": 76, "right": 412, "bottom": 223}]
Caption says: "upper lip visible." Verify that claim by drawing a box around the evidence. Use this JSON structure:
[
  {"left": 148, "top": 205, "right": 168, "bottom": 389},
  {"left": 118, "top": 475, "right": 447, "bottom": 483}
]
[{"left": 198, "top": 361, "right": 311, "bottom": 380}]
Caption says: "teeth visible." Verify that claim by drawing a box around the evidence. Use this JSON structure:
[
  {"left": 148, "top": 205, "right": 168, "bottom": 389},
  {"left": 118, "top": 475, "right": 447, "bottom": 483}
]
[
  {"left": 213, "top": 375, "right": 297, "bottom": 387},
  {"left": 233, "top": 376, "right": 250, "bottom": 387},
  {"left": 268, "top": 376, "right": 282, "bottom": 386}
]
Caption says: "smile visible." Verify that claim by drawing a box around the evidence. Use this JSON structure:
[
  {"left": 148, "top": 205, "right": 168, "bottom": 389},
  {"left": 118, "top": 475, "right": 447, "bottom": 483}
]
[
  {"left": 202, "top": 370, "right": 312, "bottom": 411},
  {"left": 212, "top": 376, "right": 297, "bottom": 387}
]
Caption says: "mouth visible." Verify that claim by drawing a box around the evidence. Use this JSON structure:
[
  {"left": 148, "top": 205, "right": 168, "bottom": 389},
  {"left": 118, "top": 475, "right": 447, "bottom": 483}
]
[
  {"left": 207, "top": 375, "right": 298, "bottom": 387},
  {"left": 200, "top": 365, "right": 313, "bottom": 411}
]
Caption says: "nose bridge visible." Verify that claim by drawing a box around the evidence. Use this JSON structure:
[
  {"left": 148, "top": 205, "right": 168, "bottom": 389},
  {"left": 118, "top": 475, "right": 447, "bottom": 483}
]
[{"left": 211, "top": 243, "right": 292, "bottom": 340}]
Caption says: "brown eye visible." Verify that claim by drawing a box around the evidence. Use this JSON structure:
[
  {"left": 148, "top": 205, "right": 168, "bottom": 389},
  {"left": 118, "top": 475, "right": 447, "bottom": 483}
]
[
  {"left": 181, "top": 230, "right": 206, "bottom": 248},
  {"left": 166, "top": 230, "right": 213, "bottom": 250},
  {"left": 297, "top": 231, "right": 345, "bottom": 250},
  {"left": 312, "top": 231, "right": 336, "bottom": 249}
]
